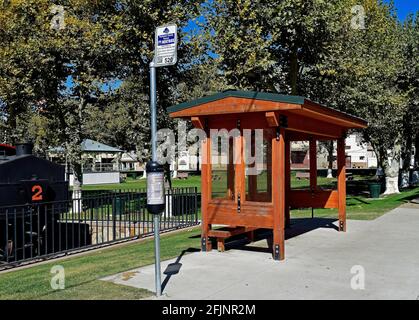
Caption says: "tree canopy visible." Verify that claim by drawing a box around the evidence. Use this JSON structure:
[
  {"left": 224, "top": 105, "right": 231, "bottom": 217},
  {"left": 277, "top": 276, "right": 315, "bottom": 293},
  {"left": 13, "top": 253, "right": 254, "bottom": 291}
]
[{"left": 0, "top": 0, "right": 417, "bottom": 193}]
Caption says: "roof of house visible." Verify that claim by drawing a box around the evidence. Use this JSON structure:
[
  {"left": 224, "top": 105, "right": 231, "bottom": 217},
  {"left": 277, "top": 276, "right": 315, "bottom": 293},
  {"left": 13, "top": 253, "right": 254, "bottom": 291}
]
[
  {"left": 120, "top": 151, "right": 138, "bottom": 162},
  {"left": 50, "top": 139, "right": 122, "bottom": 153},
  {"left": 82, "top": 139, "right": 122, "bottom": 153}
]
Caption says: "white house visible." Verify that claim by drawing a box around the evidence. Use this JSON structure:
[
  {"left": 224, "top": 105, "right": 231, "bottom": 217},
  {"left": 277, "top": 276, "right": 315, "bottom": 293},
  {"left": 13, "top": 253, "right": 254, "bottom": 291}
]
[
  {"left": 344, "top": 134, "right": 377, "bottom": 168},
  {"left": 48, "top": 139, "right": 123, "bottom": 185}
]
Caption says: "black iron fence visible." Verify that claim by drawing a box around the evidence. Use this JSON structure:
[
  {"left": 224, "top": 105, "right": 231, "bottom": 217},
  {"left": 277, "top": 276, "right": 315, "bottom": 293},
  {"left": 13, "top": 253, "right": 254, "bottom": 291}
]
[{"left": 0, "top": 187, "right": 199, "bottom": 269}]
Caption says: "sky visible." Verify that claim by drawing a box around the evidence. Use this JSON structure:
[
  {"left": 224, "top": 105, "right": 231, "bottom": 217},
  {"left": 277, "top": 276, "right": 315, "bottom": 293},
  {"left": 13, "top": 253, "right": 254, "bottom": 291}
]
[{"left": 385, "top": 0, "right": 419, "bottom": 21}]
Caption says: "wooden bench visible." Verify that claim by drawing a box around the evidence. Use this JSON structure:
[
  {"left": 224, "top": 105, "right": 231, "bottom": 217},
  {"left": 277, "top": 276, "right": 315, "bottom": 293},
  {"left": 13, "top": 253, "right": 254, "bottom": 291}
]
[
  {"left": 295, "top": 171, "right": 310, "bottom": 180},
  {"left": 208, "top": 227, "right": 257, "bottom": 252}
]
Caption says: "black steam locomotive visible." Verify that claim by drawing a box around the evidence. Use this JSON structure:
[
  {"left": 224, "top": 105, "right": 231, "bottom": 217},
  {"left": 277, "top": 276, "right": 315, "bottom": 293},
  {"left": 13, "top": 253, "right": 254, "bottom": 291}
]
[{"left": 0, "top": 143, "right": 69, "bottom": 262}]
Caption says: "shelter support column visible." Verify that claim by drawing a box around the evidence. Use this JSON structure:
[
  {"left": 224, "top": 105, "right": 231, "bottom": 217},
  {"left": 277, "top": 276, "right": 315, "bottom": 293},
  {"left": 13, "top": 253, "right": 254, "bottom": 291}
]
[
  {"left": 337, "top": 137, "right": 346, "bottom": 232},
  {"left": 272, "top": 127, "right": 286, "bottom": 260},
  {"left": 285, "top": 138, "right": 291, "bottom": 228},
  {"left": 201, "top": 131, "right": 212, "bottom": 251},
  {"left": 309, "top": 138, "right": 317, "bottom": 191}
]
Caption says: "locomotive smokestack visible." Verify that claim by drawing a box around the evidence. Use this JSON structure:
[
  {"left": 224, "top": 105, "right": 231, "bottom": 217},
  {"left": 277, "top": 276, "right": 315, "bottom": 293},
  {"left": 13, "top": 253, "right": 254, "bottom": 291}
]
[{"left": 15, "top": 143, "right": 33, "bottom": 156}]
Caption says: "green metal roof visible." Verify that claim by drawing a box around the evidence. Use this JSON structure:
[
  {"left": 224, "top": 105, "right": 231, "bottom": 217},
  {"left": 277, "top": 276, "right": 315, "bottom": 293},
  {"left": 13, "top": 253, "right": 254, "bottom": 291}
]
[{"left": 167, "top": 90, "right": 306, "bottom": 114}]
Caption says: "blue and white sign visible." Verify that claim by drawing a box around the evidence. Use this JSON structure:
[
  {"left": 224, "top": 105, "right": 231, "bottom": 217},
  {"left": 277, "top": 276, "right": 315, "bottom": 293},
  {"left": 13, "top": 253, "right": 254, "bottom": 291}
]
[{"left": 154, "top": 24, "right": 178, "bottom": 67}]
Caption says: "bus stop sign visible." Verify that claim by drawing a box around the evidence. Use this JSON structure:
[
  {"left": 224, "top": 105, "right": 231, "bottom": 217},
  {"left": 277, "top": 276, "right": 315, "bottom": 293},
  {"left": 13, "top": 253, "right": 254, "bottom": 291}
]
[{"left": 154, "top": 24, "right": 178, "bottom": 67}]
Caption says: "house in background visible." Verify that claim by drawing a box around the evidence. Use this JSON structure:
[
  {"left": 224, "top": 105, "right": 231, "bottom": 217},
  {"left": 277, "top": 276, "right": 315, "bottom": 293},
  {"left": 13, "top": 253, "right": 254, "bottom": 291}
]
[
  {"left": 120, "top": 151, "right": 143, "bottom": 172},
  {"left": 48, "top": 139, "right": 123, "bottom": 185},
  {"left": 290, "top": 141, "right": 310, "bottom": 169},
  {"left": 291, "top": 133, "right": 375, "bottom": 170},
  {"left": 172, "top": 150, "right": 201, "bottom": 172},
  {"left": 344, "top": 134, "right": 377, "bottom": 168}
]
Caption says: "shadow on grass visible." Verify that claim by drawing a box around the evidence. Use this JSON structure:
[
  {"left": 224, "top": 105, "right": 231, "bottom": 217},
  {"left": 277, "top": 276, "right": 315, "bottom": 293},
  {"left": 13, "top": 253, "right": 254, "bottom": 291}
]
[
  {"left": 396, "top": 188, "right": 419, "bottom": 203},
  {"left": 348, "top": 197, "right": 371, "bottom": 205}
]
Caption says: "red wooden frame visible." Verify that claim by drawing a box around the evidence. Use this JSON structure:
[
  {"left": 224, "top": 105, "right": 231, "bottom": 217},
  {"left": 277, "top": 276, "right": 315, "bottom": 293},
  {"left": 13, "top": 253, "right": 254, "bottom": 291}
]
[{"left": 169, "top": 93, "right": 367, "bottom": 261}]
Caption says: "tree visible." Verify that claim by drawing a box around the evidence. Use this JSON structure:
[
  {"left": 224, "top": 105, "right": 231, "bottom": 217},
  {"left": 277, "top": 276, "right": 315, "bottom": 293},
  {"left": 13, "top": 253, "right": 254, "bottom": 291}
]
[
  {"left": 200, "top": 0, "right": 342, "bottom": 95},
  {"left": 307, "top": 0, "right": 410, "bottom": 194},
  {"left": 0, "top": 0, "right": 67, "bottom": 144},
  {"left": 398, "top": 14, "right": 419, "bottom": 175},
  {"left": 1, "top": 0, "right": 202, "bottom": 195}
]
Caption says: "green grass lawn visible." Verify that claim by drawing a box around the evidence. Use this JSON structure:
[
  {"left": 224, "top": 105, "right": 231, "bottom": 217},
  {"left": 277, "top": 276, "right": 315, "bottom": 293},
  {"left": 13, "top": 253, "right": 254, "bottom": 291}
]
[
  {"left": 0, "top": 227, "right": 201, "bottom": 300},
  {"left": 82, "top": 173, "right": 418, "bottom": 222},
  {"left": 292, "top": 187, "right": 419, "bottom": 220},
  {"left": 3, "top": 173, "right": 415, "bottom": 300},
  {"left": 82, "top": 175, "right": 202, "bottom": 191},
  {"left": 81, "top": 172, "right": 369, "bottom": 192}
]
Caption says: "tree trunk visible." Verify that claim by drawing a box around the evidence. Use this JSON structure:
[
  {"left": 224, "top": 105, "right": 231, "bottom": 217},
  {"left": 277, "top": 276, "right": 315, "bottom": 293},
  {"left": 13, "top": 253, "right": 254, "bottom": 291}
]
[
  {"left": 141, "top": 170, "right": 147, "bottom": 179},
  {"left": 415, "top": 133, "right": 419, "bottom": 168},
  {"left": 327, "top": 140, "right": 334, "bottom": 178},
  {"left": 383, "top": 144, "right": 401, "bottom": 195},
  {"left": 172, "top": 157, "right": 178, "bottom": 179},
  {"left": 289, "top": 48, "right": 299, "bottom": 95},
  {"left": 70, "top": 97, "right": 85, "bottom": 206},
  {"left": 71, "top": 162, "right": 83, "bottom": 213},
  {"left": 400, "top": 133, "right": 413, "bottom": 188}
]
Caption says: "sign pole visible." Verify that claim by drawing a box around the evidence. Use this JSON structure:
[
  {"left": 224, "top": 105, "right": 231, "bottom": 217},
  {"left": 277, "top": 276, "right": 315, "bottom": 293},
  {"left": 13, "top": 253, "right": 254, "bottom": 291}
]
[
  {"left": 149, "top": 61, "right": 162, "bottom": 297},
  {"left": 147, "top": 23, "right": 177, "bottom": 298}
]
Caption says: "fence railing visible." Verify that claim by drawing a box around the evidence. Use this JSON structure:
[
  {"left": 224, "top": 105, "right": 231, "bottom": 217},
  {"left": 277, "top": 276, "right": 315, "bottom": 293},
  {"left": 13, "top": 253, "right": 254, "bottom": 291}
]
[{"left": 0, "top": 187, "right": 199, "bottom": 269}]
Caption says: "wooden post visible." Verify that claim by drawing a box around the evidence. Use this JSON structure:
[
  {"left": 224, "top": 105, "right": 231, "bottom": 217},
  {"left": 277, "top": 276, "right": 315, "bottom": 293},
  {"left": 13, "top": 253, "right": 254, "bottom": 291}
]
[
  {"left": 272, "top": 127, "right": 286, "bottom": 260},
  {"left": 201, "top": 131, "right": 212, "bottom": 251},
  {"left": 337, "top": 137, "right": 346, "bottom": 232},
  {"left": 248, "top": 130, "right": 257, "bottom": 200},
  {"left": 285, "top": 138, "right": 291, "bottom": 228},
  {"left": 235, "top": 130, "right": 246, "bottom": 204},
  {"left": 227, "top": 138, "right": 235, "bottom": 199},
  {"left": 309, "top": 138, "right": 317, "bottom": 192}
]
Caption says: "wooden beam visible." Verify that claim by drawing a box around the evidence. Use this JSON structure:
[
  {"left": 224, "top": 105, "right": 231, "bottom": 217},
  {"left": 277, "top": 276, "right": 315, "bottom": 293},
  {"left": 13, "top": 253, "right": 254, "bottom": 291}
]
[
  {"left": 287, "top": 131, "right": 337, "bottom": 142},
  {"left": 337, "top": 137, "right": 347, "bottom": 232},
  {"left": 309, "top": 138, "right": 317, "bottom": 191},
  {"left": 285, "top": 138, "right": 291, "bottom": 228},
  {"left": 207, "top": 205, "right": 274, "bottom": 228},
  {"left": 227, "top": 138, "right": 235, "bottom": 199},
  {"left": 248, "top": 131, "right": 257, "bottom": 200},
  {"left": 265, "top": 112, "right": 279, "bottom": 127},
  {"left": 286, "top": 113, "right": 342, "bottom": 138},
  {"left": 208, "top": 226, "right": 257, "bottom": 238},
  {"left": 235, "top": 131, "right": 246, "bottom": 203},
  {"left": 289, "top": 190, "right": 339, "bottom": 209},
  {"left": 272, "top": 128, "right": 286, "bottom": 260},
  {"left": 201, "top": 132, "right": 212, "bottom": 251},
  {"left": 303, "top": 100, "right": 368, "bottom": 129},
  {"left": 191, "top": 116, "right": 204, "bottom": 129}
]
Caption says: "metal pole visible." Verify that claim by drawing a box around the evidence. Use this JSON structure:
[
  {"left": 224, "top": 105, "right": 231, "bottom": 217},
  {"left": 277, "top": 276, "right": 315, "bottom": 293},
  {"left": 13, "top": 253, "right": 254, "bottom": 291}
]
[
  {"left": 150, "top": 62, "right": 157, "bottom": 161},
  {"left": 150, "top": 62, "right": 162, "bottom": 297}
]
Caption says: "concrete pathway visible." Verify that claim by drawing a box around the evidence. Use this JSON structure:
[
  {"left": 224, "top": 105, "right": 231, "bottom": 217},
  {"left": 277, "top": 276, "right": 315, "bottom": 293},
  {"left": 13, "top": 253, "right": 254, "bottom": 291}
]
[{"left": 102, "top": 207, "right": 419, "bottom": 300}]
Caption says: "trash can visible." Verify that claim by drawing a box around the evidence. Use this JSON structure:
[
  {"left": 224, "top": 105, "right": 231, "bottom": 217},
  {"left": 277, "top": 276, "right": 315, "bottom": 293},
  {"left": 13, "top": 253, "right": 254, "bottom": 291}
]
[
  {"left": 113, "top": 196, "right": 125, "bottom": 216},
  {"left": 368, "top": 182, "right": 381, "bottom": 198}
]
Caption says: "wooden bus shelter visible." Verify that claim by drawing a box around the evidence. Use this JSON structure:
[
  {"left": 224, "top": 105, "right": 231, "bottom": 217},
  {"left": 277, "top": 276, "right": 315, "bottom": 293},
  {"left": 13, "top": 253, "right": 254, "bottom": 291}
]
[{"left": 168, "top": 91, "right": 367, "bottom": 261}]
